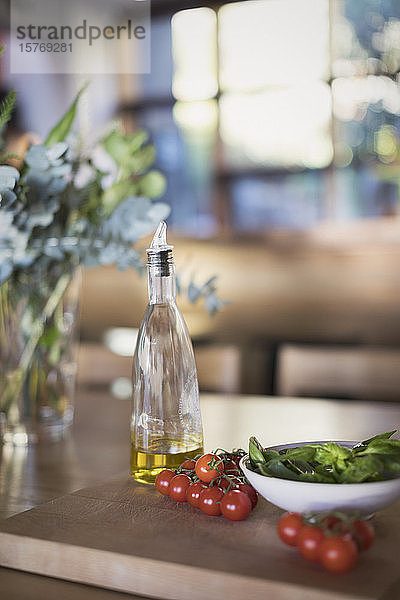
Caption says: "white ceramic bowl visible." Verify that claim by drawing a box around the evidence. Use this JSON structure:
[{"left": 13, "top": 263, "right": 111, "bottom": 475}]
[{"left": 239, "top": 441, "right": 400, "bottom": 515}]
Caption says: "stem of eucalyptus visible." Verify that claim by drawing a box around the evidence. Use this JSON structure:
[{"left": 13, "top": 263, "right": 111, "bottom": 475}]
[{"left": 1, "top": 273, "right": 72, "bottom": 418}]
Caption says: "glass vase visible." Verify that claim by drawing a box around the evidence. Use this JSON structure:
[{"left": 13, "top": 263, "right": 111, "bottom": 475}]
[{"left": 0, "top": 270, "right": 80, "bottom": 445}]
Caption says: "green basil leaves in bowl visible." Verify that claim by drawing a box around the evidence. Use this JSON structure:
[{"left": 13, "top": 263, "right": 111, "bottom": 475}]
[{"left": 239, "top": 431, "right": 400, "bottom": 514}]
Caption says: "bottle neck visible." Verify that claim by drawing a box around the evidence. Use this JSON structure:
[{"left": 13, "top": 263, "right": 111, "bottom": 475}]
[{"left": 148, "top": 265, "right": 176, "bottom": 304}]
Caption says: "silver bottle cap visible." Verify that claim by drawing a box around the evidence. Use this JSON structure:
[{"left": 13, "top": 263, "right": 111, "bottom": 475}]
[{"left": 146, "top": 221, "right": 174, "bottom": 276}]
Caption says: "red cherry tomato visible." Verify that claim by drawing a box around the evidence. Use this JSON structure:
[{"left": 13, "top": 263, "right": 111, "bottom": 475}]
[
  {"left": 277, "top": 512, "right": 304, "bottom": 547},
  {"left": 195, "top": 453, "right": 224, "bottom": 483},
  {"left": 155, "top": 469, "right": 175, "bottom": 496},
  {"left": 224, "top": 460, "right": 240, "bottom": 474},
  {"left": 320, "top": 515, "right": 341, "bottom": 531},
  {"left": 237, "top": 483, "right": 258, "bottom": 509},
  {"left": 351, "top": 520, "right": 375, "bottom": 551},
  {"left": 180, "top": 459, "right": 196, "bottom": 471},
  {"left": 297, "top": 525, "right": 325, "bottom": 562},
  {"left": 220, "top": 490, "right": 252, "bottom": 521},
  {"left": 319, "top": 535, "right": 358, "bottom": 574},
  {"left": 169, "top": 474, "right": 191, "bottom": 502},
  {"left": 219, "top": 476, "right": 241, "bottom": 491},
  {"left": 186, "top": 482, "right": 204, "bottom": 508},
  {"left": 199, "top": 486, "right": 224, "bottom": 516}
]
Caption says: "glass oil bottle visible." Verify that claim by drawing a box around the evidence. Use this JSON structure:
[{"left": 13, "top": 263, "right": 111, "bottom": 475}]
[{"left": 130, "top": 221, "right": 204, "bottom": 484}]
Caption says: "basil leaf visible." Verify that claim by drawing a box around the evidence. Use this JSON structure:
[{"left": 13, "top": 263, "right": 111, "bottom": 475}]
[
  {"left": 312, "top": 443, "right": 351, "bottom": 466},
  {"left": 338, "top": 455, "right": 384, "bottom": 483},
  {"left": 379, "top": 455, "right": 400, "bottom": 472},
  {"left": 353, "top": 431, "right": 397, "bottom": 454},
  {"left": 257, "top": 463, "right": 274, "bottom": 477},
  {"left": 289, "top": 459, "right": 315, "bottom": 474},
  {"left": 315, "top": 464, "right": 339, "bottom": 482},
  {"left": 357, "top": 439, "right": 400, "bottom": 456},
  {"left": 265, "top": 460, "right": 302, "bottom": 481},
  {"left": 275, "top": 446, "right": 317, "bottom": 464},
  {"left": 361, "top": 430, "right": 397, "bottom": 445},
  {"left": 249, "top": 436, "right": 268, "bottom": 465},
  {"left": 248, "top": 431, "right": 399, "bottom": 483},
  {"left": 298, "top": 471, "right": 337, "bottom": 483},
  {"left": 263, "top": 449, "right": 281, "bottom": 462}
]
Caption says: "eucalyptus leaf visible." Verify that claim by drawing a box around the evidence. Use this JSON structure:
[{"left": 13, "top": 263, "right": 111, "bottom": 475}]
[
  {"left": 0, "top": 260, "right": 12, "bottom": 283},
  {"left": 46, "top": 142, "right": 68, "bottom": 162},
  {"left": 200, "top": 275, "right": 218, "bottom": 292},
  {"left": 25, "top": 145, "right": 50, "bottom": 170},
  {"left": 205, "top": 291, "right": 229, "bottom": 316},
  {"left": 103, "top": 196, "right": 170, "bottom": 242},
  {"left": 0, "top": 165, "right": 20, "bottom": 188},
  {"left": 101, "top": 181, "right": 136, "bottom": 218},
  {"left": 138, "top": 170, "right": 166, "bottom": 198},
  {"left": 188, "top": 282, "right": 202, "bottom": 303},
  {"left": 129, "top": 145, "right": 156, "bottom": 173},
  {"left": 0, "top": 189, "right": 17, "bottom": 209},
  {"left": 0, "top": 81, "right": 223, "bottom": 316},
  {"left": 147, "top": 201, "right": 170, "bottom": 223}
]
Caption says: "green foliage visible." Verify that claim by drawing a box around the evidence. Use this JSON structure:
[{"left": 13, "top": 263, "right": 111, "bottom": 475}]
[
  {"left": 102, "top": 129, "right": 149, "bottom": 166},
  {"left": 45, "top": 82, "right": 88, "bottom": 146},
  {"left": 0, "top": 80, "right": 226, "bottom": 314},
  {"left": 248, "top": 431, "right": 400, "bottom": 484},
  {"left": 138, "top": 170, "right": 167, "bottom": 198},
  {"left": 0, "top": 90, "right": 16, "bottom": 134},
  {"left": 187, "top": 275, "right": 230, "bottom": 315}
]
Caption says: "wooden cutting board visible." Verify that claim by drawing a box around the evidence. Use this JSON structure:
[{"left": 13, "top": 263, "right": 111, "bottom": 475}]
[{"left": 0, "top": 475, "right": 399, "bottom": 600}]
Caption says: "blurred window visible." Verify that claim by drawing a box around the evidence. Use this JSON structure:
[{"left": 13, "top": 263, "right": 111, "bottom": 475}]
[{"left": 132, "top": 1, "right": 400, "bottom": 235}]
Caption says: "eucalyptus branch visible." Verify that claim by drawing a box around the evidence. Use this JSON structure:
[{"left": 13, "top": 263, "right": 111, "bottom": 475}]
[{"left": 1, "top": 273, "right": 72, "bottom": 416}]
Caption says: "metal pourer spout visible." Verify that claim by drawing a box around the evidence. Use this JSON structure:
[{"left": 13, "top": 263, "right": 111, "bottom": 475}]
[
  {"left": 146, "top": 221, "right": 174, "bottom": 276},
  {"left": 148, "top": 221, "right": 174, "bottom": 252}
]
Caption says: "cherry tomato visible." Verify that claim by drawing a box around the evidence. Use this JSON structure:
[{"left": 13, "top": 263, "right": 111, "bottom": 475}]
[
  {"left": 237, "top": 483, "right": 258, "bottom": 509},
  {"left": 320, "top": 515, "right": 341, "bottom": 531},
  {"left": 351, "top": 520, "right": 375, "bottom": 551},
  {"left": 186, "top": 482, "right": 204, "bottom": 508},
  {"left": 224, "top": 460, "right": 240, "bottom": 474},
  {"left": 219, "top": 476, "right": 241, "bottom": 491},
  {"left": 169, "top": 474, "right": 191, "bottom": 502},
  {"left": 155, "top": 469, "right": 175, "bottom": 496},
  {"left": 220, "top": 490, "right": 252, "bottom": 521},
  {"left": 195, "top": 453, "right": 224, "bottom": 483},
  {"left": 199, "top": 486, "right": 224, "bottom": 516},
  {"left": 297, "top": 525, "right": 325, "bottom": 562},
  {"left": 319, "top": 535, "right": 358, "bottom": 574},
  {"left": 277, "top": 512, "right": 304, "bottom": 547},
  {"left": 180, "top": 459, "right": 196, "bottom": 471}
]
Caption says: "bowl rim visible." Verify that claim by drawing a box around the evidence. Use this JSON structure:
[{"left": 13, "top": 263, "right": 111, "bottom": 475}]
[{"left": 239, "top": 439, "right": 400, "bottom": 488}]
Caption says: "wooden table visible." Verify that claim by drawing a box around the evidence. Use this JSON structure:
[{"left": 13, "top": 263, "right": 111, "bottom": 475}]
[{"left": 1, "top": 389, "right": 400, "bottom": 599}]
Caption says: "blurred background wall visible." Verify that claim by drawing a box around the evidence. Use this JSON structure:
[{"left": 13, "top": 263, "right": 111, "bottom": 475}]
[{"left": 2, "top": 0, "right": 400, "bottom": 400}]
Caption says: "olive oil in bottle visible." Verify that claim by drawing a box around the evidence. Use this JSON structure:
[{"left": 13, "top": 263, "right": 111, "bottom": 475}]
[{"left": 130, "top": 221, "right": 204, "bottom": 484}]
